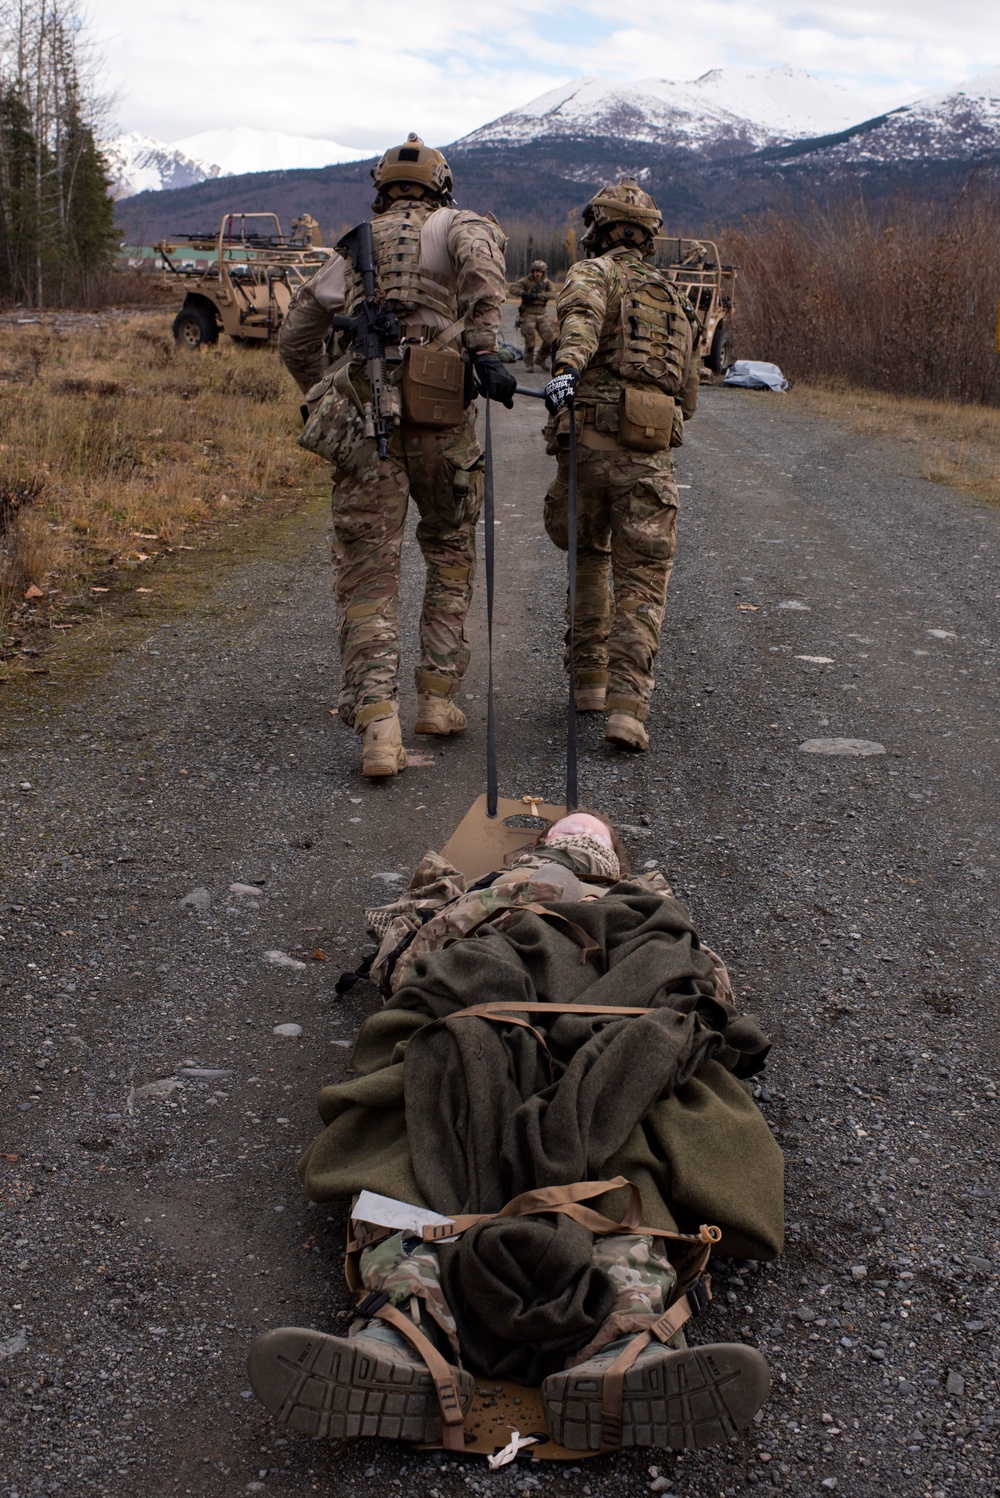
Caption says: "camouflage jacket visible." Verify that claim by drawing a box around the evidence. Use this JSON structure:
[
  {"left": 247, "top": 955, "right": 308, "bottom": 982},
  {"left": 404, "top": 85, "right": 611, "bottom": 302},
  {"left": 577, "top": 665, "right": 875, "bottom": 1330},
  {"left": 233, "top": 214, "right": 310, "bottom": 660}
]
[
  {"left": 508, "top": 274, "right": 555, "bottom": 312},
  {"left": 554, "top": 247, "right": 700, "bottom": 416},
  {"left": 366, "top": 842, "right": 733, "bottom": 1002},
  {"left": 278, "top": 200, "right": 508, "bottom": 394}
]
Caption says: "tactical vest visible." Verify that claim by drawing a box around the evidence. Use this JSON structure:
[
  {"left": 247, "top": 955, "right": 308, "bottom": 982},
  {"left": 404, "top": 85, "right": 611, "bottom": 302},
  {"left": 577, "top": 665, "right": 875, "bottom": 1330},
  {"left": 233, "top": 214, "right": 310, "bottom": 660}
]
[
  {"left": 344, "top": 205, "right": 458, "bottom": 323},
  {"left": 519, "top": 279, "right": 551, "bottom": 309},
  {"left": 590, "top": 251, "right": 692, "bottom": 395}
]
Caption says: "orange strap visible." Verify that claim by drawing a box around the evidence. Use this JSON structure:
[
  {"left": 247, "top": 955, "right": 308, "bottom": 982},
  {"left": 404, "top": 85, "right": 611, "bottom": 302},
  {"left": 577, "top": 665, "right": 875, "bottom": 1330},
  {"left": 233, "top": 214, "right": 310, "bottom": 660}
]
[
  {"left": 599, "top": 1265, "right": 714, "bottom": 1453},
  {"left": 509, "top": 903, "right": 603, "bottom": 963},
  {"left": 422, "top": 997, "right": 656, "bottom": 1067},
  {"left": 418, "top": 1175, "right": 721, "bottom": 1251},
  {"left": 451, "top": 1000, "right": 655, "bottom": 1019},
  {"left": 373, "top": 1303, "right": 467, "bottom": 1450}
]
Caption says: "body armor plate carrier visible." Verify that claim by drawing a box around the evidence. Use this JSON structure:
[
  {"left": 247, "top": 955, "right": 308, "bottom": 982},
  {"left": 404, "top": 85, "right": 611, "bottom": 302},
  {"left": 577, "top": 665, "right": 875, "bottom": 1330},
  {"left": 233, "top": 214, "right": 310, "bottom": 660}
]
[{"left": 344, "top": 205, "right": 458, "bottom": 325}]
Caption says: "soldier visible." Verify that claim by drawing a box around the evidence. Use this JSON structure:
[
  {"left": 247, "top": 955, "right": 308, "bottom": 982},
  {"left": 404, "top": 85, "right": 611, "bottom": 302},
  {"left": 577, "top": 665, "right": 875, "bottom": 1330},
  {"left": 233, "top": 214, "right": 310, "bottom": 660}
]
[
  {"left": 543, "top": 179, "right": 699, "bottom": 753},
  {"left": 278, "top": 134, "right": 515, "bottom": 779},
  {"left": 508, "top": 258, "right": 556, "bottom": 371}
]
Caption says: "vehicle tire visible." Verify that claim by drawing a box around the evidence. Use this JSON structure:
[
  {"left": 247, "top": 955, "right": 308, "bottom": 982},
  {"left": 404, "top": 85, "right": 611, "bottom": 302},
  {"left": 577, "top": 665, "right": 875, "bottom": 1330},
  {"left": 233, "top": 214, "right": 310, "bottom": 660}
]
[
  {"left": 708, "top": 324, "right": 732, "bottom": 374},
  {"left": 172, "top": 305, "right": 219, "bottom": 349}
]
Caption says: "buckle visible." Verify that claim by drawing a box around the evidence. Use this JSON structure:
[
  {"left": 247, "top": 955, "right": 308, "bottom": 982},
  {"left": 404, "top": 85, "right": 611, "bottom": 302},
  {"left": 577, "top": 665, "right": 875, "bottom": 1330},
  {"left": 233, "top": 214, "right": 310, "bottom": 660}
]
[
  {"left": 686, "top": 1275, "right": 711, "bottom": 1318},
  {"left": 355, "top": 1289, "right": 390, "bottom": 1319}
]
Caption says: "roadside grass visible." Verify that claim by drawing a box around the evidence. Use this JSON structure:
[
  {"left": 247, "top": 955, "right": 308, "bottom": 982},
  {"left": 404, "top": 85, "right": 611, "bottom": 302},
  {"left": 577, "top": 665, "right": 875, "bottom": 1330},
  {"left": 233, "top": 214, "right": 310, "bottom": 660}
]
[
  {"left": 0, "top": 315, "right": 317, "bottom": 679},
  {"left": 790, "top": 384, "right": 1000, "bottom": 508}
]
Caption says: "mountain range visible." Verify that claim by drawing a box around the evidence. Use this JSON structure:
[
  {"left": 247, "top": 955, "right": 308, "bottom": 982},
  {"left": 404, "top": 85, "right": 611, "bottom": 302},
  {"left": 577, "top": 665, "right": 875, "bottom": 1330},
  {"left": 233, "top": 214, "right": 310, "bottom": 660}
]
[
  {"left": 104, "top": 128, "right": 367, "bottom": 199},
  {"left": 113, "top": 63, "right": 1000, "bottom": 242}
]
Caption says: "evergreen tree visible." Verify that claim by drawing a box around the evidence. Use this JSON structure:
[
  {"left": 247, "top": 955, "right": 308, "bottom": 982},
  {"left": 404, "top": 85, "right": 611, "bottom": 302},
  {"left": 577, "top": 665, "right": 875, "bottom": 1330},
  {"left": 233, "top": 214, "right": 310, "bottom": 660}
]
[{"left": 0, "top": 0, "right": 116, "bottom": 306}]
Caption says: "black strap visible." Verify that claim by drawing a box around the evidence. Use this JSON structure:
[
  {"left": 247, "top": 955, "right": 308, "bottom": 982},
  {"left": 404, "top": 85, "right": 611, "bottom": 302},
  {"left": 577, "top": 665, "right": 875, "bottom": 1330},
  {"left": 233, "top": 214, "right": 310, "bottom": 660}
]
[
  {"left": 484, "top": 400, "right": 498, "bottom": 818},
  {"left": 334, "top": 951, "right": 375, "bottom": 995},
  {"left": 566, "top": 398, "right": 578, "bottom": 812}
]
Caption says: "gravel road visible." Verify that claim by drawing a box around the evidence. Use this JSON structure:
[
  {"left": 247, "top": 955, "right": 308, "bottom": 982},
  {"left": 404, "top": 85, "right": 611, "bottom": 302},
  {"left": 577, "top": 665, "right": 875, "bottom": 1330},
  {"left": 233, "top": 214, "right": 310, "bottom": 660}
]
[{"left": 1, "top": 376, "right": 997, "bottom": 1498}]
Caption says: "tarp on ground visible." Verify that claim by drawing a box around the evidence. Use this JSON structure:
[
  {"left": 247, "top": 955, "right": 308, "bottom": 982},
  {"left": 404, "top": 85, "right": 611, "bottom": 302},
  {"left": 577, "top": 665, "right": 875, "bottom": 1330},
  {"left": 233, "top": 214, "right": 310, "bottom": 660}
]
[{"left": 723, "top": 360, "right": 789, "bottom": 391}]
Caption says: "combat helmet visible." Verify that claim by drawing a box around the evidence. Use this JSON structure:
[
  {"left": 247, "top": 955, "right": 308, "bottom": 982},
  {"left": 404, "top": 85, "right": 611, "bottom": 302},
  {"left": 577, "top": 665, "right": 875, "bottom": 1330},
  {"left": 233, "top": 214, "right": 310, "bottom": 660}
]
[
  {"left": 371, "top": 133, "right": 453, "bottom": 211},
  {"left": 581, "top": 176, "right": 662, "bottom": 256}
]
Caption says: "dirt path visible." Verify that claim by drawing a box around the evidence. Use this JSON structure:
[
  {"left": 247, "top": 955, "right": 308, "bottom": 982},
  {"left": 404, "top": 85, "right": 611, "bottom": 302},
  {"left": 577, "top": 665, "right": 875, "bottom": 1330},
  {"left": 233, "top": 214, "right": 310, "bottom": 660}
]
[{"left": 1, "top": 383, "right": 997, "bottom": 1498}]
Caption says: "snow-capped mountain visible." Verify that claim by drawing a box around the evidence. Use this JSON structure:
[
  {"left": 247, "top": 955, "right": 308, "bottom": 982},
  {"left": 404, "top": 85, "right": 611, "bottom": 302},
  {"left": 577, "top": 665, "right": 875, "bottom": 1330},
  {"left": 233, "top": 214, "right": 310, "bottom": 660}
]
[
  {"left": 775, "top": 63, "right": 1000, "bottom": 169},
  {"left": 170, "top": 128, "right": 366, "bottom": 177},
  {"left": 458, "top": 66, "right": 878, "bottom": 154},
  {"left": 103, "top": 128, "right": 366, "bottom": 199},
  {"left": 102, "top": 133, "right": 222, "bottom": 200}
]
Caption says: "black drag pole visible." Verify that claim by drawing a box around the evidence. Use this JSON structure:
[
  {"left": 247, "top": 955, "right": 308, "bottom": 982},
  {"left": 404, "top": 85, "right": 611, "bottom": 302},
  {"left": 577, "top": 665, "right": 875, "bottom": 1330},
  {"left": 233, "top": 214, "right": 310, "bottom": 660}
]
[
  {"left": 484, "top": 399, "right": 498, "bottom": 819},
  {"left": 566, "top": 397, "right": 578, "bottom": 813}
]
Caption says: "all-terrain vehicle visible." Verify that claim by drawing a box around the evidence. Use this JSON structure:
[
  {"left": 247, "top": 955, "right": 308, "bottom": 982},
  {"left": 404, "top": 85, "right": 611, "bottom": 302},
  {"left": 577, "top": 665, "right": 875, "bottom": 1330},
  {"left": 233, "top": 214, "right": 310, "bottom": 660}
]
[
  {"left": 656, "top": 237, "right": 738, "bottom": 375},
  {"left": 157, "top": 212, "right": 331, "bottom": 349}
]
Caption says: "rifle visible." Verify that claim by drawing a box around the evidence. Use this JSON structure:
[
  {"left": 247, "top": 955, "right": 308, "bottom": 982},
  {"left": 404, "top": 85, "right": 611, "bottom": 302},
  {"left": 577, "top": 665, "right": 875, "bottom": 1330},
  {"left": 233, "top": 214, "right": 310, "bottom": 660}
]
[{"left": 330, "top": 221, "right": 401, "bottom": 460}]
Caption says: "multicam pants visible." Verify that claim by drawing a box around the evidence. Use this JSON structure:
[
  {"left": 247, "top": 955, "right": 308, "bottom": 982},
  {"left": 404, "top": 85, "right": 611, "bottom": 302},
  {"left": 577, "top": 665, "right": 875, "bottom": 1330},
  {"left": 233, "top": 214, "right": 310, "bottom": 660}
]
[
  {"left": 519, "top": 311, "right": 555, "bottom": 369},
  {"left": 330, "top": 410, "right": 484, "bottom": 729},
  {"left": 358, "top": 1229, "right": 679, "bottom": 1373},
  {"left": 544, "top": 437, "right": 679, "bottom": 721}
]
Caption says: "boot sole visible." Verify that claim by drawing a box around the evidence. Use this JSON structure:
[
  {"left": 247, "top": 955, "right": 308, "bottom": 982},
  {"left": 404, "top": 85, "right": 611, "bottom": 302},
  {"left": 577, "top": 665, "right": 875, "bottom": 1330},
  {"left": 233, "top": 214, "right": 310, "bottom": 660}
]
[
  {"left": 363, "top": 751, "right": 408, "bottom": 778},
  {"left": 542, "top": 1343, "right": 769, "bottom": 1452},
  {"left": 413, "top": 720, "right": 466, "bottom": 736},
  {"left": 605, "top": 729, "right": 648, "bottom": 751},
  {"left": 247, "top": 1327, "right": 474, "bottom": 1443}
]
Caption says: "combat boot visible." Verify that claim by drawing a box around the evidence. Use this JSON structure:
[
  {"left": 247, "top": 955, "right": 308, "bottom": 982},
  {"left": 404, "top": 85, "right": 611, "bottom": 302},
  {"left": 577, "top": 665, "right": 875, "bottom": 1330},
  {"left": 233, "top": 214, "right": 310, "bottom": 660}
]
[
  {"left": 575, "top": 673, "right": 607, "bottom": 712},
  {"left": 415, "top": 691, "right": 467, "bottom": 736},
  {"left": 605, "top": 711, "right": 649, "bottom": 752},
  {"left": 247, "top": 1322, "right": 474, "bottom": 1443},
  {"left": 524, "top": 353, "right": 534, "bottom": 372},
  {"left": 541, "top": 1339, "right": 769, "bottom": 1452},
  {"left": 360, "top": 710, "right": 407, "bottom": 778}
]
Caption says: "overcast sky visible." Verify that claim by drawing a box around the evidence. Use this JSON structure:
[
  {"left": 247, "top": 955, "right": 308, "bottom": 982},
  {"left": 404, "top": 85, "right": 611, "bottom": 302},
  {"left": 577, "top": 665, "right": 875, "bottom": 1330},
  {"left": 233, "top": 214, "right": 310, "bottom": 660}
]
[{"left": 90, "top": 0, "right": 1000, "bottom": 147}]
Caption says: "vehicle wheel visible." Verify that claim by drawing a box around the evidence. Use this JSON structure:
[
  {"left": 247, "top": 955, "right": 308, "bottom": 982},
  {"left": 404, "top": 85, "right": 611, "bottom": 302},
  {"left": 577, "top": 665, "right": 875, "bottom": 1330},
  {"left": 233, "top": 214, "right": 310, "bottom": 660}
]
[
  {"left": 708, "top": 324, "right": 732, "bottom": 374},
  {"left": 172, "top": 305, "right": 219, "bottom": 349}
]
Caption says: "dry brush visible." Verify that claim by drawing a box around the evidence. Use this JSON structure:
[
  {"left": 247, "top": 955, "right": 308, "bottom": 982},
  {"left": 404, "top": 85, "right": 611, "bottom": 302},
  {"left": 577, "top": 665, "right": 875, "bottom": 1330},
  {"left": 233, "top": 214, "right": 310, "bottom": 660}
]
[{"left": 0, "top": 314, "right": 316, "bottom": 669}]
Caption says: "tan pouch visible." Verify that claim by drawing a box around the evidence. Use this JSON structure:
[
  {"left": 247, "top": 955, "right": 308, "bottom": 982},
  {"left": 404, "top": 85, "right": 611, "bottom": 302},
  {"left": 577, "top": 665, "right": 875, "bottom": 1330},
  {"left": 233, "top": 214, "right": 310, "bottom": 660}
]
[
  {"left": 618, "top": 387, "right": 674, "bottom": 452},
  {"left": 402, "top": 345, "right": 464, "bottom": 427}
]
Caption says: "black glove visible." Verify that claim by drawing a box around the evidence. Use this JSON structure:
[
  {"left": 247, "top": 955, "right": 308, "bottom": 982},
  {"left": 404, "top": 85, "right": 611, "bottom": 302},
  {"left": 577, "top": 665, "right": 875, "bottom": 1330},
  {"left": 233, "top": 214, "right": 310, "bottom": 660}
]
[
  {"left": 544, "top": 367, "right": 578, "bottom": 415},
  {"left": 472, "top": 351, "right": 517, "bottom": 408}
]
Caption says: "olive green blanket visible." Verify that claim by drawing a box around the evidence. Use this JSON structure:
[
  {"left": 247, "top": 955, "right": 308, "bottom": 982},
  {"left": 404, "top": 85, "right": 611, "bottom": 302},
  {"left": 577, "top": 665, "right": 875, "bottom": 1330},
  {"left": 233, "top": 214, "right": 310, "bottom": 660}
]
[{"left": 299, "top": 888, "right": 784, "bottom": 1263}]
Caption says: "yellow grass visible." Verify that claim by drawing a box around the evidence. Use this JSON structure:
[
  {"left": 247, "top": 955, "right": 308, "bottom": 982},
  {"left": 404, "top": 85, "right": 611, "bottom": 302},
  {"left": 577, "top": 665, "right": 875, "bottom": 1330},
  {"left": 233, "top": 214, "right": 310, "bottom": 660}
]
[
  {"left": 0, "top": 315, "right": 317, "bottom": 669},
  {"left": 791, "top": 383, "right": 1000, "bottom": 507}
]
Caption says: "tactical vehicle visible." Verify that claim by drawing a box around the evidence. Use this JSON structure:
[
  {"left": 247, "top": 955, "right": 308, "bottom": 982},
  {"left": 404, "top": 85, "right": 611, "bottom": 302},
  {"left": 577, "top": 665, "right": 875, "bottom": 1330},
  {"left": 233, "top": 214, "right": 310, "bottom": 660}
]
[
  {"left": 656, "top": 237, "right": 737, "bottom": 374},
  {"left": 157, "top": 213, "right": 331, "bottom": 348}
]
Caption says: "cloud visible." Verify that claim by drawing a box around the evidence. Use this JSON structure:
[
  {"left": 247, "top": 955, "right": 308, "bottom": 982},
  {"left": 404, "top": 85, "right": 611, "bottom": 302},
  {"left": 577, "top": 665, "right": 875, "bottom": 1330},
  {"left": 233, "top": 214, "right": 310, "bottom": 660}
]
[{"left": 89, "top": 0, "right": 1000, "bottom": 143}]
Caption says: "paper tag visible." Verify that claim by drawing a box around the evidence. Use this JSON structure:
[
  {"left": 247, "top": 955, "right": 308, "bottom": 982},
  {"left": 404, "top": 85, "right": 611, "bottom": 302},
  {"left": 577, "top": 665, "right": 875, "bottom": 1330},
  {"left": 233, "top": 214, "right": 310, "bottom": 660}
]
[{"left": 351, "top": 1190, "right": 454, "bottom": 1237}]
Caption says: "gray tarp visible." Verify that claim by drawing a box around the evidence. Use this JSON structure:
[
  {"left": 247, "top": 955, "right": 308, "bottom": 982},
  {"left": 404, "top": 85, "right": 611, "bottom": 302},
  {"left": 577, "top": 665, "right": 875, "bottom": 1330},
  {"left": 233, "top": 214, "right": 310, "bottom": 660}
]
[{"left": 723, "top": 360, "right": 788, "bottom": 391}]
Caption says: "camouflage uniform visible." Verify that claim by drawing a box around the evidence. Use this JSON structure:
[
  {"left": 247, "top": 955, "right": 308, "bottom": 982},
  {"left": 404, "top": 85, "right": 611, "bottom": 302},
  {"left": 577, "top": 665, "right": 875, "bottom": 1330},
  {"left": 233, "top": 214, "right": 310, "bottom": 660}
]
[
  {"left": 544, "top": 247, "right": 699, "bottom": 721},
  {"left": 509, "top": 273, "right": 556, "bottom": 370},
  {"left": 356, "top": 1228, "right": 681, "bottom": 1373},
  {"left": 278, "top": 199, "right": 507, "bottom": 730},
  {"left": 357, "top": 1230, "right": 461, "bottom": 1360}
]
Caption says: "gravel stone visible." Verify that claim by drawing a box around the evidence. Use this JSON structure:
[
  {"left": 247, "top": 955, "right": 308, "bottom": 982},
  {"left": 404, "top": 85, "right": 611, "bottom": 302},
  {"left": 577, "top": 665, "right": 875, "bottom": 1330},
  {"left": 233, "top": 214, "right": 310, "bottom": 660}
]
[
  {"left": 1, "top": 378, "right": 997, "bottom": 1496},
  {"left": 798, "top": 737, "right": 886, "bottom": 757}
]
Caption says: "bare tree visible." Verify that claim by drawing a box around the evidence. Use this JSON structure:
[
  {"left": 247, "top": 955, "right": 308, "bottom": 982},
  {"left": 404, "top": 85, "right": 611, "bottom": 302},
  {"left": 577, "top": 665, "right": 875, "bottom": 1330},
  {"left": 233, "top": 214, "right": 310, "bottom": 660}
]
[{"left": 0, "top": 0, "right": 115, "bottom": 305}]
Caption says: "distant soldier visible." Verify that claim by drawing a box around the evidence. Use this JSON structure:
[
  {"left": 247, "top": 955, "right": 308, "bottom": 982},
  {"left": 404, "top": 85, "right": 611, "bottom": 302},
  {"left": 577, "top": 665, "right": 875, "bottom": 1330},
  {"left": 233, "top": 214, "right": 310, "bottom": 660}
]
[
  {"left": 542, "top": 179, "right": 699, "bottom": 753},
  {"left": 279, "top": 135, "right": 514, "bottom": 779},
  {"left": 508, "top": 259, "right": 556, "bottom": 371},
  {"left": 290, "top": 213, "right": 321, "bottom": 247}
]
